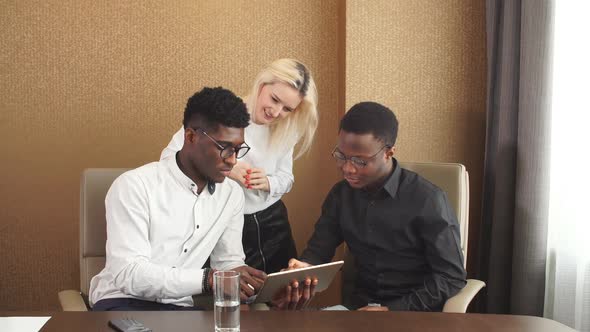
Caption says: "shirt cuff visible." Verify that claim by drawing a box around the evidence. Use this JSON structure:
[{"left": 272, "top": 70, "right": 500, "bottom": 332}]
[
  {"left": 266, "top": 176, "right": 279, "bottom": 201},
  {"left": 212, "top": 262, "right": 245, "bottom": 271},
  {"left": 174, "top": 268, "right": 206, "bottom": 296}
]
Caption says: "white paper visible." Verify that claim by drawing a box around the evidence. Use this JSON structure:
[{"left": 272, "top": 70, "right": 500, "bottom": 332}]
[
  {"left": 0, "top": 317, "right": 51, "bottom": 332},
  {"left": 321, "top": 305, "right": 350, "bottom": 311}
]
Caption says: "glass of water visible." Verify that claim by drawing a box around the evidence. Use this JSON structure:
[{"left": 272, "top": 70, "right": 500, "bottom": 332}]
[{"left": 214, "top": 270, "right": 240, "bottom": 332}]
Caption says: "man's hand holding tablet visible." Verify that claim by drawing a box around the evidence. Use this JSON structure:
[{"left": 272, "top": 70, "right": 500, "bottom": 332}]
[
  {"left": 269, "top": 259, "right": 318, "bottom": 310},
  {"left": 286, "top": 259, "right": 317, "bottom": 309}
]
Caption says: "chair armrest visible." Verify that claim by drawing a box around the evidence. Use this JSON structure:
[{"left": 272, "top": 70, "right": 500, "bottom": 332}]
[
  {"left": 58, "top": 290, "right": 89, "bottom": 311},
  {"left": 442, "top": 279, "right": 486, "bottom": 313}
]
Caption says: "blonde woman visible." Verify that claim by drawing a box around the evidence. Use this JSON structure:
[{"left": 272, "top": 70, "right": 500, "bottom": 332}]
[{"left": 160, "top": 59, "right": 318, "bottom": 273}]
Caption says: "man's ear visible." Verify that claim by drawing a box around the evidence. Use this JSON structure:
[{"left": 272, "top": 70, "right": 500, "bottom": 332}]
[
  {"left": 185, "top": 127, "right": 197, "bottom": 144},
  {"left": 385, "top": 146, "right": 396, "bottom": 159}
]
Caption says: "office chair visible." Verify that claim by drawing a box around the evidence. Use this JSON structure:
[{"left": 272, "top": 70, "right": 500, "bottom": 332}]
[
  {"left": 58, "top": 168, "right": 128, "bottom": 311},
  {"left": 58, "top": 168, "right": 215, "bottom": 311},
  {"left": 341, "top": 162, "right": 485, "bottom": 313}
]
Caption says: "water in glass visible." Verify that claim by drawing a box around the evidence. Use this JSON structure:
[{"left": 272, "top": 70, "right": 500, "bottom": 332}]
[{"left": 214, "top": 300, "right": 240, "bottom": 332}]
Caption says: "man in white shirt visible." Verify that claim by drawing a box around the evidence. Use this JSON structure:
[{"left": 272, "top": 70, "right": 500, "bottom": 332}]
[{"left": 90, "top": 87, "right": 267, "bottom": 311}]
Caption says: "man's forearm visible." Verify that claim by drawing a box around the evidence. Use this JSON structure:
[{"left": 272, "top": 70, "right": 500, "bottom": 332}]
[
  {"left": 384, "top": 274, "right": 466, "bottom": 311},
  {"left": 112, "top": 258, "right": 205, "bottom": 299}
]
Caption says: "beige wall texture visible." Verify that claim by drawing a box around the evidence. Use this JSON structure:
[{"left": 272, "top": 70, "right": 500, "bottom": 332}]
[
  {"left": 0, "top": 0, "right": 342, "bottom": 310},
  {"left": 346, "top": 0, "right": 487, "bottom": 274},
  {"left": 0, "top": 0, "right": 486, "bottom": 311}
]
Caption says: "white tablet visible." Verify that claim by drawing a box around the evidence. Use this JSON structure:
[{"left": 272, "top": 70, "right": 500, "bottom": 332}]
[{"left": 251, "top": 260, "right": 344, "bottom": 304}]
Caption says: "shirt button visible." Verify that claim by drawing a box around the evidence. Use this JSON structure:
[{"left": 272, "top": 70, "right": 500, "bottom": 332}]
[
  {"left": 196, "top": 225, "right": 200, "bottom": 229},
  {"left": 184, "top": 249, "right": 187, "bottom": 253}
]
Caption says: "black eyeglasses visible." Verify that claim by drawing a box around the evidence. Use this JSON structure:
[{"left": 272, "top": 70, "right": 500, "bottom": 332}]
[
  {"left": 332, "top": 145, "right": 389, "bottom": 168},
  {"left": 192, "top": 128, "right": 250, "bottom": 159}
]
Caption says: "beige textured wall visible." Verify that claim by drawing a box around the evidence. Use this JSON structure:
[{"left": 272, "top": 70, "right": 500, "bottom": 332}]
[
  {"left": 0, "top": 0, "right": 341, "bottom": 310},
  {"left": 346, "top": 0, "right": 487, "bottom": 274},
  {"left": 0, "top": 0, "right": 486, "bottom": 311}
]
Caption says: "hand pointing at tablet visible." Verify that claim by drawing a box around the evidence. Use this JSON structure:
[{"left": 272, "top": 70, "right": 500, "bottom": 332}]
[
  {"left": 287, "top": 258, "right": 312, "bottom": 270},
  {"left": 231, "top": 265, "right": 267, "bottom": 301}
]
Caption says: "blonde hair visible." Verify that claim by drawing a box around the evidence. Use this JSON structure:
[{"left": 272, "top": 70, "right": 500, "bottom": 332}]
[{"left": 245, "top": 58, "right": 318, "bottom": 160}]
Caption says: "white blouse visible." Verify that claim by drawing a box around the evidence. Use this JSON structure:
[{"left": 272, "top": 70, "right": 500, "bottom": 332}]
[{"left": 160, "top": 123, "right": 294, "bottom": 214}]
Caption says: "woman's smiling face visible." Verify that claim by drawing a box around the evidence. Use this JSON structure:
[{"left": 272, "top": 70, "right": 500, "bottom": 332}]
[{"left": 252, "top": 82, "right": 302, "bottom": 125}]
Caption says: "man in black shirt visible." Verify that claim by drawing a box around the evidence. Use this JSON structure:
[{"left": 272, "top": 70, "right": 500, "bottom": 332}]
[{"left": 288, "top": 102, "right": 467, "bottom": 311}]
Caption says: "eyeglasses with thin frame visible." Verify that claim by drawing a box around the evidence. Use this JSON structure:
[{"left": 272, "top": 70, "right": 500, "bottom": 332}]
[
  {"left": 332, "top": 145, "right": 389, "bottom": 168},
  {"left": 192, "top": 127, "right": 250, "bottom": 159}
]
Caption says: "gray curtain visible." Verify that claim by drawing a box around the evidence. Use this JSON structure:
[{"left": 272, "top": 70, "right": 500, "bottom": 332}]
[{"left": 477, "top": 0, "right": 554, "bottom": 315}]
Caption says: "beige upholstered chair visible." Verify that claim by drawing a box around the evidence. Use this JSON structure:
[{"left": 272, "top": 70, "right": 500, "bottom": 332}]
[
  {"left": 58, "top": 168, "right": 128, "bottom": 311},
  {"left": 58, "top": 168, "right": 217, "bottom": 311},
  {"left": 341, "top": 162, "right": 485, "bottom": 313}
]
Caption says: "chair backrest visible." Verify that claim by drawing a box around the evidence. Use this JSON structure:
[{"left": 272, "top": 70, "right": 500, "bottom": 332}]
[
  {"left": 341, "top": 162, "right": 470, "bottom": 307},
  {"left": 398, "top": 161, "right": 469, "bottom": 264},
  {"left": 79, "top": 168, "right": 129, "bottom": 295}
]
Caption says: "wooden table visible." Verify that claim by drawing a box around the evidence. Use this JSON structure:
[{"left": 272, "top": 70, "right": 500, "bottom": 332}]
[{"left": 2, "top": 311, "right": 575, "bottom": 331}]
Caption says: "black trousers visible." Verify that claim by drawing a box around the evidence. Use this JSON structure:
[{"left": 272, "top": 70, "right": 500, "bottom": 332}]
[
  {"left": 92, "top": 298, "right": 204, "bottom": 311},
  {"left": 242, "top": 200, "right": 297, "bottom": 274}
]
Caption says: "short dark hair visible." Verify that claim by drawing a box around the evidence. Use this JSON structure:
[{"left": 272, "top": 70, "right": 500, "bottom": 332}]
[
  {"left": 183, "top": 87, "right": 250, "bottom": 131},
  {"left": 340, "top": 102, "right": 398, "bottom": 146}
]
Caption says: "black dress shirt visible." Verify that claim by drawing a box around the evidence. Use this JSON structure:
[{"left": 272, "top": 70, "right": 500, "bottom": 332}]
[{"left": 300, "top": 159, "right": 467, "bottom": 311}]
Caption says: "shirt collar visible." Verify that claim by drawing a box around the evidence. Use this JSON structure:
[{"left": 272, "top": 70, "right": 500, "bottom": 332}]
[
  {"left": 166, "top": 154, "right": 215, "bottom": 196},
  {"left": 382, "top": 158, "right": 402, "bottom": 198}
]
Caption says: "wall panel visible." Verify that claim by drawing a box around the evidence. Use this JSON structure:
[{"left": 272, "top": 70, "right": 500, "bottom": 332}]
[
  {"left": 346, "top": 0, "right": 487, "bottom": 274},
  {"left": 0, "top": 0, "right": 341, "bottom": 310}
]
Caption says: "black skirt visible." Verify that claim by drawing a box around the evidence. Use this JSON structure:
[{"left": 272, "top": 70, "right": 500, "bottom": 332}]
[{"left": 242, "top": 199, "right": 297, "bottom": 274}]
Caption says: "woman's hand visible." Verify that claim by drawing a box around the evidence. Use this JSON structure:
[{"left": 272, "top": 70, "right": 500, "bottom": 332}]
[
  {"left": 248, "top": 168, "right": 270, "bottom": 192},
  {"left": 229, "top": 162, "right": 270, "bottom": 192},
  {"left": 229, "top": 161, "right": 252, "bottom": 188}
]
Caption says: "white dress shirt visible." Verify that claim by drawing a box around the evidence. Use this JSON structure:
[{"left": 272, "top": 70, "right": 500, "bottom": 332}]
[
  {"left": 160, "top": 124, "right": 294, "bottom": 214},
  {"left": 89, "top": 156, "right": 246, "bottom": 307}
]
